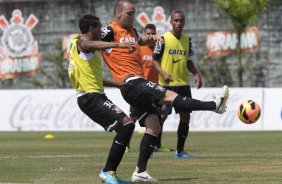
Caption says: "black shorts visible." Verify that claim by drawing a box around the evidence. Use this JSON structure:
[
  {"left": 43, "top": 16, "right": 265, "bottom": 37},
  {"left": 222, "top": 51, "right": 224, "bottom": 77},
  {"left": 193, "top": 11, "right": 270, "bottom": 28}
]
[
  {"left": 77, "top": 93, "right": 126, "bottom": 132},
  {"left": 120, "top": 78, "right": 166, "bottom": 127},
  {"left": 129, "top": 104, "right": 158, "bottom": 127},
  {"left": 164, "top": 85, "right": 192, "bottom": 114},
  {"left": 157, "top": 104, "right": 173, "bottom": 116}
]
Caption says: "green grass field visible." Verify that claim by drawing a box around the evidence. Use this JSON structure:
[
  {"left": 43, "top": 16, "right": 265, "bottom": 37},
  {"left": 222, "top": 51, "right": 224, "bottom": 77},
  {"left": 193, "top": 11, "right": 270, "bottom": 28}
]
[{"left": 0, "top": 131, "right": 282, "bottom": 184}]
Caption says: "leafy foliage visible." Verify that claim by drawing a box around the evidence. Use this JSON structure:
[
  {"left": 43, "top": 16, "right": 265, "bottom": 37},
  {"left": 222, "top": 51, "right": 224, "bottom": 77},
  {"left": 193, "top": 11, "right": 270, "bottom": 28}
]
[
  {"left": 213, "top": 0, "right": 271, "bottom": 86},
  {"left": 214, "top": 0, "right": 270, "bottom": 34}
]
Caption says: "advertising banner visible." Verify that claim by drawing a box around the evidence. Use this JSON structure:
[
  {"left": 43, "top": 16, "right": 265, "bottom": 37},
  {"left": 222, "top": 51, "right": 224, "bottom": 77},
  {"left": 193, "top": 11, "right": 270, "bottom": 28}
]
[
  {"left": 206, "top": 27, "right": 260, "bottom": 57},
  {"left": 263, "top": 88, "right": 282, "bottom": 130},
  {"left": 0, "top": 88, "right": 280, "bottom": 131}
]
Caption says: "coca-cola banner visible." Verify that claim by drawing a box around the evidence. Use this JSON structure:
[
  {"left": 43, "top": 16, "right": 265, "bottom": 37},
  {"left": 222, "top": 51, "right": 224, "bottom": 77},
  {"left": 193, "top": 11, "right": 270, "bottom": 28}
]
[
  {"left": 0, "top": 90, "right": 101, "bottom": 131},
  {"left": 0, "top": 88, "right": 281, "bottom": 131}
]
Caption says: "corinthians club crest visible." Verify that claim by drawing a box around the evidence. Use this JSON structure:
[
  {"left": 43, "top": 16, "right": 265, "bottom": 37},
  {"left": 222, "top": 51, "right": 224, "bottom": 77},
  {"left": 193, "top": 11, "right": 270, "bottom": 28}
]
[
  {"left": 137, "top": 6, "right": 171, "bottom": 36},
  {"left": 0, "top": 9, "right": 41, "bottom": 80}
]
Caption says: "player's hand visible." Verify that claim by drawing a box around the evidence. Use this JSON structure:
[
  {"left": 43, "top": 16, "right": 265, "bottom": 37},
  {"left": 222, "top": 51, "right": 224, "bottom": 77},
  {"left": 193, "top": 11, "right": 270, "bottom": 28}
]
[
  {"left": 118, "top": 42, "right": 138, "bottom": 52},
  {"left": 163, "top": 73, "right": 174, "bottom": 84},
  {"left": 194, "top": 73, "right": 202, "bottom": 89},
  {"left": 148, "top": 35, "right": 163, "bottom": 44}
]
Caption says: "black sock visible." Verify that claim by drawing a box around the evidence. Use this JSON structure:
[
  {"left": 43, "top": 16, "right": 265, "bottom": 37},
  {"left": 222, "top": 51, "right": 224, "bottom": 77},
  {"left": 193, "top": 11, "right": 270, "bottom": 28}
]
[
  {"left": 172, "top": 95, "right": 215, "bottom": 113},
  {"left": 177, "top": 122, "right": 189, "bottom": 153},
  {"left": 104, "top": 123, "right": 135, "bottom": 172},
  {"left": 155, "top": 123, "right": 163, "bottom": 148},
  {"left": 137, "top": 133, "right": 157, "bottom": 173}
]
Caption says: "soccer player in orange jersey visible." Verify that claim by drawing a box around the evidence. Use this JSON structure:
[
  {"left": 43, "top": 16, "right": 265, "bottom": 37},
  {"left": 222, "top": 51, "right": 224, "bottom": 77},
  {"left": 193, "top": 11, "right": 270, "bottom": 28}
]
[
  {"left": 101, "top": 0, "right": 229, "bottom": 182},
  {"left": 139, "top": 23, "right": 171, "bottom": 152},
  {"left": 139, "top": 24, "right": 158, "bottom": 83},
  {"left": 126, "top": 23, "right": 172, "bottom": 153}
]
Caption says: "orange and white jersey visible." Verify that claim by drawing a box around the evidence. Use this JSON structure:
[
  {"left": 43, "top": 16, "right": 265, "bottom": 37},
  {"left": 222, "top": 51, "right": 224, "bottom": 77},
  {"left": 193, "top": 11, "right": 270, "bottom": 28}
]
[
  {"left": 101, "top": 22, "right": 144, "bottom": 82},
  {"left": 139, "top": 45, "right": 158, "bottom": 83}
]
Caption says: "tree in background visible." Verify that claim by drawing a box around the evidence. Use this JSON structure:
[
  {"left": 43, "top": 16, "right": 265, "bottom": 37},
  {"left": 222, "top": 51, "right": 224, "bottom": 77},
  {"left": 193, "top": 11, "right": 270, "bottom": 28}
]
[{"left": 214, "top": 0, "right": 270, "bottom": 87}]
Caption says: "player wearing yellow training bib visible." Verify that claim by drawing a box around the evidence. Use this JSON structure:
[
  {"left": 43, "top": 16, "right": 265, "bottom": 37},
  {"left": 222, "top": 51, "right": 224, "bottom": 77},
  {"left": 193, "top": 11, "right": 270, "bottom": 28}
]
[
  {"left": 68, "top": 35, "right": 104, "bottom": 94},
  {"left": 155, "top": 31, "right": 193, "bottom": 86},
  {"left": 153, "top": 10, "right": 203, "bottom": 159},
  {"left": 67, "top": 14, "right": 137, "bottom": 184}
]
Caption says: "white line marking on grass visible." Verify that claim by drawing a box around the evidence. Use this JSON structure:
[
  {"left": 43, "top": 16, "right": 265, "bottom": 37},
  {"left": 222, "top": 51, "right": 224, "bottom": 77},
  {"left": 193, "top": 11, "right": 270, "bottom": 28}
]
[{"left": 1, "top": 156, "right": 19, "bottom": 159}]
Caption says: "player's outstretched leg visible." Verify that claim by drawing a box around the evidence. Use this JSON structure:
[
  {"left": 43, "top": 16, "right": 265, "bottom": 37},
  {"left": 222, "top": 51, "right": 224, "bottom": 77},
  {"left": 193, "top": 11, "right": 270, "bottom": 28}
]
[{"left": 171, "top": 85, "right": 229, "bottom": 113}]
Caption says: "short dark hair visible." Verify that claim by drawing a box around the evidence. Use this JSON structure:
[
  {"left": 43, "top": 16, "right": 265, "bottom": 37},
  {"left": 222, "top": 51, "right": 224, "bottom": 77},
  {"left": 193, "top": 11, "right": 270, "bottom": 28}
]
[
  {"left": 170, "top": 10, "right": 184, "bottom": 19},
  {"left": 79, "top": 15, "right": 101, "bottom": 34},
  {"left": 144, "top": 23, "right": 156, "bottom": 31},
  {"left": 114, "top": 0, "right": 132, "bottom": 15}
]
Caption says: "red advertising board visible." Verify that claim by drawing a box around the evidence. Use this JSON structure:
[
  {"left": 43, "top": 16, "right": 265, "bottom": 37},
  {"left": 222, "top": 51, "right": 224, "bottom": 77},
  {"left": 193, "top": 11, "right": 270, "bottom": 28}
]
[{"left": 206, "top": 27, "right": 260, "bottom": 56}]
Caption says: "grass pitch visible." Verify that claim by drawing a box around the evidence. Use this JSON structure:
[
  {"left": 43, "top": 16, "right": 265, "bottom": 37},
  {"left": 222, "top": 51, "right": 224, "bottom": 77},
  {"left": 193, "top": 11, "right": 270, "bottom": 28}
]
[{"left": 0, "top": 131, "right": 282, "bottom": 184}]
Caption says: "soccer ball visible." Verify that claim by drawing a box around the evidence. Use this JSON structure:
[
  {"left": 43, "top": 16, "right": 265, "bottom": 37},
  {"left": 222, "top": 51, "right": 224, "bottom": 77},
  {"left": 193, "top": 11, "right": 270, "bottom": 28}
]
[{"left": 237, "top": 100, "right": 261, "bottom": 124}]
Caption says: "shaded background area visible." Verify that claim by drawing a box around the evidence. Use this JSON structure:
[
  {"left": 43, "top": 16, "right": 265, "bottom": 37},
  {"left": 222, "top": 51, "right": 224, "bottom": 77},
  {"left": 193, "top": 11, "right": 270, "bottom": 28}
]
[{"left": 0, "top": 0, "right": 281, "bottom": 88}]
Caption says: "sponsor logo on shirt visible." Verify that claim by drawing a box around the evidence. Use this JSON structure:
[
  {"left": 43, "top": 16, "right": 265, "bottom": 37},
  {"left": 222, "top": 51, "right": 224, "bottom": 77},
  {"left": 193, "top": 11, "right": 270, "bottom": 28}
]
[
  {"left": 119, "top": 37, "right": 136, "bottom": 43},
  {"left": 168, "top": 49, "right": 187, "bottom": 56},
  {"left": 172, "top": 59, "right": 182, "bottom": 63}
]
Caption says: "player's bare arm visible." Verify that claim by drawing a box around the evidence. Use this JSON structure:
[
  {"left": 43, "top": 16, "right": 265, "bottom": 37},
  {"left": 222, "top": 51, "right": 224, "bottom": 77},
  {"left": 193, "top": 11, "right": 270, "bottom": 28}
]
[
  {"left": 187, "top": 61, "right": 202, "bottom": 89},
  {"left": 78, "top": 38, "right": 137, "bottom": 52},
  {"left": 152, "top": 59, "right": 174, "bottom": 84},
  {"left": 138, "top": 34, "right": 163, "bottom": 46}
]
